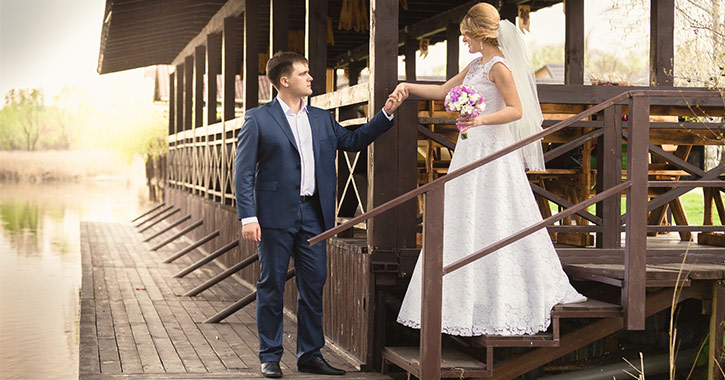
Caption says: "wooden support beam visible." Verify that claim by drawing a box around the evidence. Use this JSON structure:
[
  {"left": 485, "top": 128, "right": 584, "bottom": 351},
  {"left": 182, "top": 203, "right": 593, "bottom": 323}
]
[
  {"left": 168, "top": 72, "right": 175, "bottom": 135},
  {"left": 597, "top": 105, "right": 623, "bottom": 248},
  {"left": 163, "top": 230, "right": 220, "bottom": 263},
  {"left": 623, "top": 95, "right": 649, "bottom": 330},
  {"left": 138, "top": 208, "right": 181, "bottom": 233},
  {"left": 348, "top": 60, "right": 365, "bottom": 86},
  {"left": 306, "top": 0, "right": 327, "bottom": 96},
  {"left": 173, "top": 239, "right": 240, "bottom": 278},
  {"left": 194, "top": 45, "right": 205, "bottom": 128},
  {"left": 500, "top": 2, "right": 517, "bottom": 24},
  {"left": 420, "top": 187, "right": 444, "bottom": 380},
  {"left": 397, "top": 101, "right": 419, "bottom": 248},
  {"left": 150, "top": 220, "right": 203, "bottom": 251},
  {"left": 244, "top": 1, "right": 260, "bottom": 110},
  {"left": 143, "top": 214, "right": 191, "bottom": 242},
  {"left": 405, "top": 37, "right": 417, "bottom": 81},
  {"left": 206, "top": 33, "right": 222, "bottom": 125},
  {"left": 176, "top": 64, "right": 184, "bottom": 133},
  {"left": 564, "top": 0, "right": 584, "bottom": 85},
  {"left": 182, "top": 248, "right": 255, "bottom": 296},
  {"left": 130, "top": 202, "right": 166, "bottom": 223},
  {"left": 270, "top": 0, "right": 288, "bottom": 54},
  {"left": 445, "top": 23, "right": 459, "bottom": 80},
  {"left": 135, "top": 205, "right": 175, "bottom": 228},
  {"left": 223, "top": 16, "right": 241, "bottom": 121},
  {"left": 331, "top": 1, "right": 477, "bottom": 68},
  {"left": 709, "top": 281, "right": 725, "bottom": 380},
  {"left": 184, "top": 55, "right": 194, "bottom": 131},
  {"left": 204, "top": 269, "right": 296, "bottom": 323},
  {"left": 171, "top": 0, "right": 247, "bottom": 66},
  {"left": 650, "top": 0, "right": 674, "bottom": 86},
  {"left": 270, "top": 0, "right": 289, "bottom": 98},
  {"left": 367, "top": 0, "right": 399, "bottom": 252}
]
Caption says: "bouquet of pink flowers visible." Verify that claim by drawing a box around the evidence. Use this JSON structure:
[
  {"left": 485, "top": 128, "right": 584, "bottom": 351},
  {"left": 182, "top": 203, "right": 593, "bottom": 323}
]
[{"left": 444, "top": 85, "right": 485, "bottom": 140}]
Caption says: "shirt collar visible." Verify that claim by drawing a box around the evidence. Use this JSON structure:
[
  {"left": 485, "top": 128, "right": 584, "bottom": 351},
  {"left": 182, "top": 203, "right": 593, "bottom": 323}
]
[{"left": 276, "top": 95, "right": 308, "bottom": 116}]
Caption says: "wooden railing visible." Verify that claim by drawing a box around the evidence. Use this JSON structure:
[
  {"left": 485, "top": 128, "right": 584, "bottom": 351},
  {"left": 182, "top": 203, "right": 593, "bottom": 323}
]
[{"left": 309, "top": 89, "right": 724, "bottom": 380}]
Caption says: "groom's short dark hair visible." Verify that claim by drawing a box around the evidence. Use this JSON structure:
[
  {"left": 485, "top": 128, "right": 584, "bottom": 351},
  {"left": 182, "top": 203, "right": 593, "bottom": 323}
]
[{"left": 266, "top": 51, "right": 308, "bottom": 90}]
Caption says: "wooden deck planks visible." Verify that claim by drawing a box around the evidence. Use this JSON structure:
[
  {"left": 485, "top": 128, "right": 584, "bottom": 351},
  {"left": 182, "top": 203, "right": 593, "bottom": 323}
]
[{"left": 80, "top": 221, "right": 389, "bottom": 380}]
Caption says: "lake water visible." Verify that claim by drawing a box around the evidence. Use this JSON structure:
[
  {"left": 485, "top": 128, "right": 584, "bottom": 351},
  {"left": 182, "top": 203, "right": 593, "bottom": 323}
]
[{"left": 0, "top": 180, "right": 152, "bottom": 380}]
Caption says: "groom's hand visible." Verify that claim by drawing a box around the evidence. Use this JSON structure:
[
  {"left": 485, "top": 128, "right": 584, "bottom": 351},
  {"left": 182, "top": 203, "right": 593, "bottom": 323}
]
[
  {"left": 242, "top": 222, "right": 261, "bottom": 242},
  {"left": 385, "top": 97, "right": 401, "bottom": 113}
]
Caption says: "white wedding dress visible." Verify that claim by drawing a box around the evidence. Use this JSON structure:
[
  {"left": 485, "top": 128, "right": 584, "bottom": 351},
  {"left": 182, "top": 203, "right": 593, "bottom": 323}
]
[{"left": 397, "top": 56, "right": 586, "bottom": 337}]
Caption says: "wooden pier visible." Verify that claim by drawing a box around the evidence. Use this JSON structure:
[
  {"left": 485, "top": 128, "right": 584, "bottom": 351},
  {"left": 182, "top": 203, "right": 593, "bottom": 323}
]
[{"left": 79, "top": 221, "right": 391, "bottom": 380}]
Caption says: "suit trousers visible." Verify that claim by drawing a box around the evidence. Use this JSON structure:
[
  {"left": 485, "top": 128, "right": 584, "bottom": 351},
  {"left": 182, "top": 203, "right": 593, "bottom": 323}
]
[{"left": 256, "top": 197, "right": 327, "bottom": 365}]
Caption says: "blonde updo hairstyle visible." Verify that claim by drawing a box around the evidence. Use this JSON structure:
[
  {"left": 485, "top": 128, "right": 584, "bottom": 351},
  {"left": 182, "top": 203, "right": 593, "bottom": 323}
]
[{"left": 460, "top": 2, "right": 500, "bottom": 47}]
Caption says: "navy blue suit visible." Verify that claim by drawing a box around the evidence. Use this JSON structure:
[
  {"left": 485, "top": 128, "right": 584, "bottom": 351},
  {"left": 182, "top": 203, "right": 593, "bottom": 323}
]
[{"left": 234, "top": 98, "right": 393, "bottom": 364}]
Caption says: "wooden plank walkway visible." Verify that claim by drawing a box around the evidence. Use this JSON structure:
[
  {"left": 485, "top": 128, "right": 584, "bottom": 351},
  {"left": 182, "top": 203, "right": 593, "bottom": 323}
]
[{"left": 79, "top": 221, "right": 391, "bottom": 380}]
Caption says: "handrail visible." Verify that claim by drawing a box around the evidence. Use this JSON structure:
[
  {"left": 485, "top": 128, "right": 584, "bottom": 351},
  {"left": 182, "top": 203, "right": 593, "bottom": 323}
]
[
  {"left": 309, "top": 89, "right": 721, "bottom": 246},
  {"left": 309, "top": 90, "right": 631, "bottom": 245}
]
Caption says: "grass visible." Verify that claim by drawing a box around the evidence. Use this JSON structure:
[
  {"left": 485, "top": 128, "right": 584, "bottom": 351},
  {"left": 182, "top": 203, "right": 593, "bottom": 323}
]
[
  {"left": 549, "top": 189, "right": 723, "bottom": 226},
  {"left": 0, "top": 150, "right": 138, "bottom": 182}
]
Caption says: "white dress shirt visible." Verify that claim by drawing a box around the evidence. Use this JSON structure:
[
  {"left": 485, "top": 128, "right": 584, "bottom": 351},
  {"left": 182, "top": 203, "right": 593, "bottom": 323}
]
[{"left": 241, "top": 99, "right": 394, "bottom": 226}]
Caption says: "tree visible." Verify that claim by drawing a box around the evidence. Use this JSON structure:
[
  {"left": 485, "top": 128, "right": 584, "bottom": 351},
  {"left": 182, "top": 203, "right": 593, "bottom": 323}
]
[{"left": 3, "top": 89, "right": 46, "bottom": 150}]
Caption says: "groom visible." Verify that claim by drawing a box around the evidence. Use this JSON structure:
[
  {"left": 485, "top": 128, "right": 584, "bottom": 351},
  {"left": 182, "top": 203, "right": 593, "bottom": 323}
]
[{"left": 234, "top": 51, "right": 402, "bottom": 378}]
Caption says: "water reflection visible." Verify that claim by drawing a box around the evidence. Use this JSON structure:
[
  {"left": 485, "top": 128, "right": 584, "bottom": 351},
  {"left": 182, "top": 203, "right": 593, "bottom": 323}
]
[{"left": 0, "top": 180, "right": 151, "bottom": 380}]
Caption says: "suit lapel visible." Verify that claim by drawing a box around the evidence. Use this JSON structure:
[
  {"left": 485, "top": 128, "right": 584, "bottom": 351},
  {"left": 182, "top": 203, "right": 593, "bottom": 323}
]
[{"left": 265, "top": 98, "right": 299, "bottom": 152}]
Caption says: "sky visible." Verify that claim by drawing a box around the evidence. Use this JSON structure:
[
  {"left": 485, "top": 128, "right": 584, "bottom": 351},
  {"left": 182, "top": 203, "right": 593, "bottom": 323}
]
[{"left": 0, "top": 0, "right": 643, "bottom": 105}]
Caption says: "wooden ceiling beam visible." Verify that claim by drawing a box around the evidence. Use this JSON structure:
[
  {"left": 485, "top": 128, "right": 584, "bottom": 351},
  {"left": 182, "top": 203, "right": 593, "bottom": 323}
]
[{"left": 171, "top": 0, "right": 248, "bottom": 67}]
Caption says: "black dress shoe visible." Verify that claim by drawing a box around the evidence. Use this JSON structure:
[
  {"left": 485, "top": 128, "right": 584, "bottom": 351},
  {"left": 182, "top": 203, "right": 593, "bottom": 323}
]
[
  {"left": 298, "top": 356, "right": 346, "bottom": 375},
  {"left": 261, "top": 361, "right": 282, "bottom": 378}
]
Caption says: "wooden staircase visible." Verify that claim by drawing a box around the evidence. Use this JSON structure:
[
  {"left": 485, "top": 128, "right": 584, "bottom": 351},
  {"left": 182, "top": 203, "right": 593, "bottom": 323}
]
[{"left": 381, "top": 298, "right": 622, "bottom": 379}]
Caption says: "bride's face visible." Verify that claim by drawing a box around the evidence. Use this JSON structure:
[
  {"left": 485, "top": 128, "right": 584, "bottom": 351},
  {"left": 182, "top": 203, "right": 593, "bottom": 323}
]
[{"left": 462, "top": 33, "right": 481, "bottom": 54}]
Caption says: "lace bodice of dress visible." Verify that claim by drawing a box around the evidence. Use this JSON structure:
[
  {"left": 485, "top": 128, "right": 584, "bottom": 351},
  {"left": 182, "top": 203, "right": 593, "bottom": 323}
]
[{"left": 462, "top": 56, "right": 510, "bottom": 116}]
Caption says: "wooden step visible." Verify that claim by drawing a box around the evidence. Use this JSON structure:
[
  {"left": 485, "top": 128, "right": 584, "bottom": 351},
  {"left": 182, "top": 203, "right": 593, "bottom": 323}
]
[
  {"left": 469, "top": 331, "right": 560, "bottom": 348},
  {"left": 552, "top": 298, "right": 622, "bottom": 318},
  {"left": 382, "top": 346, "right": 491, "bottom": 378}
]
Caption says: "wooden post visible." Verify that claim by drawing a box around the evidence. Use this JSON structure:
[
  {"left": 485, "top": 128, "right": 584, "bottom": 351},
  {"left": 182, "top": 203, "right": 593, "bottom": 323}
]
[
  {"left": 420, "top": 186, "right": 444, "bottom": 380},
  {"left": 564, "top": 0, "right": 584, "bottom": 85},
  {"left": 223, "top": 16, "right": 241, "bottom": 121},
  {"left": 184, "top": 55, "right": 194, "bottom": 131},
  {"left": 446, "top": 23, "right": 459, "bottom": 80},
  {"left": 367, "top": 0, "right": 399, "bottom": 252},
  {"left": 404, "top": 37, "right": 417, "bottom": 81},
  {"left": 306, "top": 0, "right": 327, "bottom": 96},
  {"left": 270, "top": 0, "right": 289, "bottom": 54},
  {"left": 244, "top": 0, "right": 260, "bottom": 110},
  {"left": 597, "top": 105, "right": 622, "bottom": 248},
  {"left": 270, "top": 0, "right": 289, "bottom": 98},
  {"left": 709, "top": 281, "right": 724, "bottom": 380},
  {"left": 650, "top": 0, "right": 674, "bottom": 86},
  {"left": 176, "top": 63, "right": 184, "bottom": 132},
  {"left": 206, "top": 33, "right": 222, "bottom": 125},
  {"left": 169, "top": 72, "right": 175, "bottom": 135},
  {"left": 397, "top": 100, "right": 418, "bottom": 249},
  {"left": 349, "top": 60, "right": 365, "bottom": 86},
  {"left": 624, "top": 95, "right": 649, "bottom": 330},
  {"left": 194, "top": 46, "right": 205, "bottom": 128}
]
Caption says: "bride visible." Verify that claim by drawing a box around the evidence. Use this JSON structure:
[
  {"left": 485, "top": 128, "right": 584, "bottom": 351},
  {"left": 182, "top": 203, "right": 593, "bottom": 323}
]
[{"left": 391, "top": 2, "right": 585, "bottom": 337}]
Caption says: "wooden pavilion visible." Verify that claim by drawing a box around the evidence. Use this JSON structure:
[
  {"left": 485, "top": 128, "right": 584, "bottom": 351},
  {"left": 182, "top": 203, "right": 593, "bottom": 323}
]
[{"left": 97, "top": 0, "right": 725, "bottom": 379}]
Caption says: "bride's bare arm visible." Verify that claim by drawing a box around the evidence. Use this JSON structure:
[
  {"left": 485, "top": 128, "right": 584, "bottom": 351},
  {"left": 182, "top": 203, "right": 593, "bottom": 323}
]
[
  {"left": 389, "top": 65, "right": 470, "bottom": 101},
  {"left": 458, "top": 62, "right": 522, "bottom": 131}
]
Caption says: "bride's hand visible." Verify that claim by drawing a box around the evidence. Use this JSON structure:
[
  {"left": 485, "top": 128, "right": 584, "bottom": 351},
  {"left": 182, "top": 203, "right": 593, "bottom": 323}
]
[
  {"left": 389, "top": 83, "right": 409, "bottom": 103},
  {"left": 456, "top": 113, "right": 484, "bottom": 134}
]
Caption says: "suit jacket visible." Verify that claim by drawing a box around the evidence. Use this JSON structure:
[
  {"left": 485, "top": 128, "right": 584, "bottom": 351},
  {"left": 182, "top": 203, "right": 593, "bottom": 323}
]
[{"left": 234, "top": 98, "right": 394, "bottom": 230}]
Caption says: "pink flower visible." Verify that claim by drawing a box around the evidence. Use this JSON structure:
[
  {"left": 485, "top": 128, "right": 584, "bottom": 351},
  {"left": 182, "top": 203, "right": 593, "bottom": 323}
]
[{"left": 444, "top": 85, "right": 486, "bottom": 140}]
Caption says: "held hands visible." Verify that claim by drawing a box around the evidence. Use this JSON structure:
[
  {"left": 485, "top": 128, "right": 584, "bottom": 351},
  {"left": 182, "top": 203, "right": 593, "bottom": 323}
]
[
  {"left": 242, "top": 222, "right": 261, "bottom": 242},
  {"left": 384, "top": 83, "right": 410, "bottom": 113}
]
